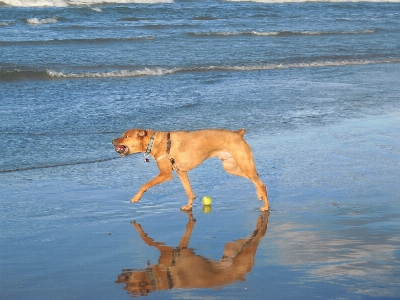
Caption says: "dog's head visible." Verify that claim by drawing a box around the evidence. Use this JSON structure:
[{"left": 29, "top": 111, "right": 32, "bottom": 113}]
[
  {"left": 112, "top": 129, "right": 148, "bottom": 157},
  {"left": 116, "top": 269, "right": 156, "bottom": 296}
]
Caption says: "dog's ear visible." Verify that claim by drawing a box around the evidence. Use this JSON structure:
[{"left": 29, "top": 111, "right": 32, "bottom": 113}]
[{"left": 138, "top": 130, "right": 147, "bottom": 138}]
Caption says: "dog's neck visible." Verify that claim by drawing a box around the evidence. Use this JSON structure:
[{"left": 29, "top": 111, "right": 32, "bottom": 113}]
[
  {"left": 142, "top": 130, "right": 156, "bottom": 162},
  {"left": 144, "top": 131, "right": 156, "bottom": 154}
]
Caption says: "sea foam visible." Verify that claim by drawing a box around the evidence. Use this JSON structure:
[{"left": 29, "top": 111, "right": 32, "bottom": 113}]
[
  {"left": 2, "top": 58, "right": 398, "bottom": 81},
  {"left": 26, "top": 17, "right": 58, "bottom": 25},
  {"left": 44, "top": 58, "right": 400, "bottom": 79},
  {"left": 1, "top": 0, "right": 68, "bottom": 6},
  {"left": 47, "top": 67, "right": 179, "bottom": 78},
  {"left": 1, "top": 0, "right": 173, "bottom": 6}
]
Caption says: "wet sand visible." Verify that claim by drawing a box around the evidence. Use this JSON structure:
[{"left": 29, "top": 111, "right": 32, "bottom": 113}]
[{"left": 1, "top": 113, "right": 400, "bottom": 299}]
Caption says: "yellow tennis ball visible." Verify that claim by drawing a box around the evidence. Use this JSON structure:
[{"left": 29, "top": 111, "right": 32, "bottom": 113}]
[{"left": 202, "top": 196, "right": 212, "bottom": 206}]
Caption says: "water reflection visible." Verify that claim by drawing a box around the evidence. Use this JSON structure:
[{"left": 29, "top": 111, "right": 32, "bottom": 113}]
[
  {"left": 270, "top": 217, "right": 400, "bottom": 298},
  {"left": 116, "top": 211, "right": 269, "bottom": 297}
]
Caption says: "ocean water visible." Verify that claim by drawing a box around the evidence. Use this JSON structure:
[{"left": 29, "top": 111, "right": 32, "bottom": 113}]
[
  {"left": 1, "top": 1, "right": 400, "bottom": 299},
  {"left": 1, "top": 0, "right": 399, "bottom": 179}
]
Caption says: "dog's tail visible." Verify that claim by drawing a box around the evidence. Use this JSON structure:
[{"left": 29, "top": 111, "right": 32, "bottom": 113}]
[{"left": 237, "top": 128, "right": 246, "bottom": 136}]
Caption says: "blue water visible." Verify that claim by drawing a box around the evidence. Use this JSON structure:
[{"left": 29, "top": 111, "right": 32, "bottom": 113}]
[
  {"left": 1, "top": 1, "right": 400, "bottom": 299},
  {"left": 1, "top": 0, "right": 400, "bottom": 178}
]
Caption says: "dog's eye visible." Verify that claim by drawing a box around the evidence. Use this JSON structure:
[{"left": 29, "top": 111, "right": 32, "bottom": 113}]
[{"left": 124, "top": 134, "right": 128, "bottom": 138}]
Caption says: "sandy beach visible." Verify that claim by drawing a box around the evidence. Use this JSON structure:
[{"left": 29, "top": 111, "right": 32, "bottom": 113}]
[{"left": 1, "top": 112, "right": 399, "bottom": 299}]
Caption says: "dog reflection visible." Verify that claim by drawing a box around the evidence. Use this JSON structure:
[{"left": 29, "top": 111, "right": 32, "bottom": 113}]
[{"left": 116, "top": 212, "right": 269, "bottom": 296}]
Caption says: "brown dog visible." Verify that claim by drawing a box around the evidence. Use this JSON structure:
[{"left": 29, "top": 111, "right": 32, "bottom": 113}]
[
  {"left": 112, "top": 129, "right": 269, "bottom": 211},
  {"left": 116, "top": 211, "right": 269, "bottom": 296}
]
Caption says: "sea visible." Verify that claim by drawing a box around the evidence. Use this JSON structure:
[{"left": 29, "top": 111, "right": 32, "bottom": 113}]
[
  {"left": 1, "top": 0, "right": 400, "bottom": 182},
  {"left": 1, "top": 0, "right": 400, "bottom": 299}
]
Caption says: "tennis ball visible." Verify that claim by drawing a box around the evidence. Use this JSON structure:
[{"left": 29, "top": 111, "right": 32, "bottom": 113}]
[{"left": 202, "top": 196, "right": 212, "bottom": 206}]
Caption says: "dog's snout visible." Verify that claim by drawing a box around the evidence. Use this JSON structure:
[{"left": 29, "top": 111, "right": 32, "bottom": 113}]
[{"left": 112, "top": 138, "right": 118, "bottom": 145}]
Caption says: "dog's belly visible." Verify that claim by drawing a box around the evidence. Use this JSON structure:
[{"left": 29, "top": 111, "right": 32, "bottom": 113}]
[
  {"left": 212, "top": 150, "right": 232, "bottom": 160},
  {"left": 176, "top": 150, "right": 232, "bottom": 169}
]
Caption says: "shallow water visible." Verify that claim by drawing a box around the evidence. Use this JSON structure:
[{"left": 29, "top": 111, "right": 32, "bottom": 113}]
[{"left": 1, "top": 114, "right": 400, "bottom": 299}]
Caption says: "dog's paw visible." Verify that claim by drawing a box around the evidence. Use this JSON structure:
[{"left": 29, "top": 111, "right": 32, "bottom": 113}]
[
  {"left": 260, "top": 205, "right": 270, "bottom": 212},
  {"left": 131, "top": 221, "right": 142, "bottom": 230},
  {"left": 180, "top": 205, "right": 193, "bottom": 211},
  {"left": 130, "top": 195, "right": 141, "bottom": 203}
]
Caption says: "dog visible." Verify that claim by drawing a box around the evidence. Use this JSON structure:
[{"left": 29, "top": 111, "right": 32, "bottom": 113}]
[
  {"left": 116, "top": 211, "right": 269, "bottom": 296},
  {"left": 112, "top": 128, "right": 269, "bottom": 211}
]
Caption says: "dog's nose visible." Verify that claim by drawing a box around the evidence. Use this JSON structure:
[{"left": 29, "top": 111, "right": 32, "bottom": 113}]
[{"left": 112, "top": 139, "right": 117, "bottom": 145}]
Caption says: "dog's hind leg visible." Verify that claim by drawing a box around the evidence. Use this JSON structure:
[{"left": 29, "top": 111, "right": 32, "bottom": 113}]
[
  {"left": 176, "top": 170, "right": 196, "bottom": 211},
  {"left": 222, "top": 148, "right": 269, "bottom": 211},
  {"left": 222, "top": 157, "right": 248, "bottom": 178}
]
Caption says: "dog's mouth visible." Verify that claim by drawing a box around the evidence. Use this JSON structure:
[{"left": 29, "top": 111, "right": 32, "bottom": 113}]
[{"left": 115, "top": 145, "right": 128, "bottom": 155}]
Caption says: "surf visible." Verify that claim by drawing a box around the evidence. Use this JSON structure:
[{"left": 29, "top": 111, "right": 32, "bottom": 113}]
[
  {"left": 2, "top": 58, "right": 399, "bottom": 81},
  {"left": 26, "top": 17, "right": 58, "bottom": 25},
  {"left": 0, "top": 0, "right": 173, "bottom": 7}
]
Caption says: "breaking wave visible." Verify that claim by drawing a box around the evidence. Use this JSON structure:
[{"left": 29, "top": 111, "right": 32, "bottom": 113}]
[
  {"left": 48, "top": 67, "right": 178, "bottom": 78},
  {"left": 0, "top": 0, "right": 173, "bottom": 7},
  {"left": 1, "top": 58, "right": 399, "bottom": 81},
  {"left": 1, "top": 0, "right": 68, "bottom": 6},
  {"left": 26, "top": 17, "right": 58, "bottom": 25}
]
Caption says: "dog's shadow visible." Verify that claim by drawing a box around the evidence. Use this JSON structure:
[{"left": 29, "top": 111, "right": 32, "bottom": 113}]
[{"left": 116, "top": 211, "right": 269, "bottom": 297}]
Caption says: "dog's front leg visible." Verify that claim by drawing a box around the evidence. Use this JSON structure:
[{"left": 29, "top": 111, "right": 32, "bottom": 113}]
[
  {"left": 178, "top": 211, "right": 196, "bottom": 249},
  {"left": 176, "top": 170, "right": 196, "bottom": 211},
  {"left": 131, "top": 159, "right": 173, "bottom": 203}
]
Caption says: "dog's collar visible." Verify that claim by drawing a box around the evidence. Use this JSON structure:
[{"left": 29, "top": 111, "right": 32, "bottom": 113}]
[
  {"left": 144, "top": 131, "right": 156, "bottom": 162},
  {"left": 146, "top": 260, "right": 157, "bottom": 291},
  {"left": 154, "top": 132, "right": 179, "bottom": 171}
]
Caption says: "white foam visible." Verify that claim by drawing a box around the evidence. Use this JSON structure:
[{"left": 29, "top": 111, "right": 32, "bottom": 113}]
[
  {"left": 47, "top": 67, "right": 180, "bottom": 78},
  {"left": 27, "top": 17, "right": 58, "bottom": 25},
  {"left": 1, "top": 0, "right": 173, "bottom": 7},
  {"left": 69, "top": 0, "right": 173, "bottom": 4},
  {"left": 1, "top": 0, "right": 68, "bottom": 7},
  {"left": 46, "top": 59, "right": 400, "bottom": 79}
]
